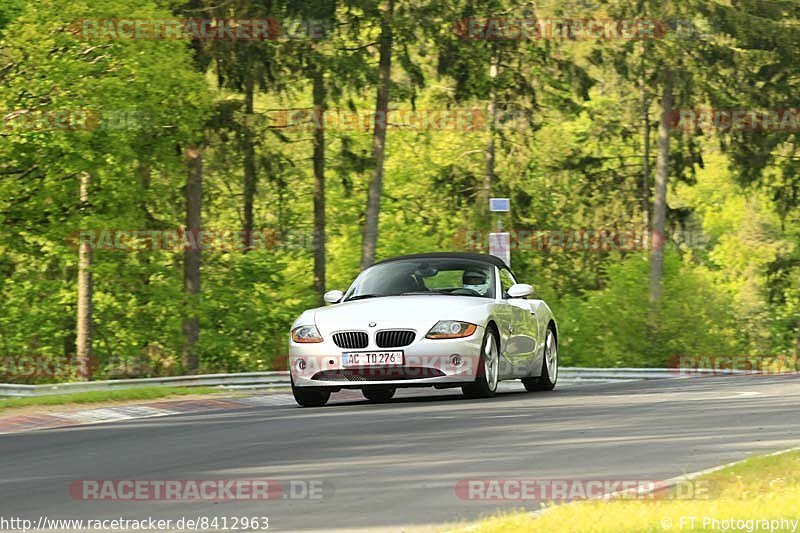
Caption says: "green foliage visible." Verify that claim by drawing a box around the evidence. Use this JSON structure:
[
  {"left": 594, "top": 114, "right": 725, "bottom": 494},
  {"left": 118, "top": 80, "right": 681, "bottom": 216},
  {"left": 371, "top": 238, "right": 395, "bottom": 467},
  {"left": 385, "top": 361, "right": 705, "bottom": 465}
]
[
  {"left": 198, "top": 251, "right": 310, "bottom": 373},
  {"left": 0, "top": 0, "right": 211, "bottom": 379},
  {"left": 557, "top": 252, "right": 741, "bottom": 367},
  {"left": 1, "top": 0, "right": 799, "bottom": 383},
  {"left": 0, "top": 0, "right": 23, "bottom": 37}
]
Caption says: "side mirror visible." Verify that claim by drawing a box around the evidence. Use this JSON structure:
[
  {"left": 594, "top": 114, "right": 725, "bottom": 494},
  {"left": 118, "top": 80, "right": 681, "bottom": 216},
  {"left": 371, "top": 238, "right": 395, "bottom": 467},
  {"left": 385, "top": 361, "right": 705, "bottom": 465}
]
[
  {"left": 323, "top": 290, "right": 344, "bottom": 304},
  {"left": 507, "top": 283, "right": 533, "bottom": 299}
]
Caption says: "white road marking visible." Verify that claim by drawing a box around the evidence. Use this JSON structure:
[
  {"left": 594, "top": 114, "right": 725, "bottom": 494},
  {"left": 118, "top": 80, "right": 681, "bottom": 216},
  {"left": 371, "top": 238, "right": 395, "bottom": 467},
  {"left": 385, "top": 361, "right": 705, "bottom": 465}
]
[
  {"left": 719, "top": 391, "right": 761, "bottom": 399},
  {"left": 527, "top": 445, "right": 800, "bottom": 521},
  {"left": 234, "top": 395, "right": 296, "bottom": 406},
  {"left": 53, "top": 406, "right": 179, "bottom": 423}
]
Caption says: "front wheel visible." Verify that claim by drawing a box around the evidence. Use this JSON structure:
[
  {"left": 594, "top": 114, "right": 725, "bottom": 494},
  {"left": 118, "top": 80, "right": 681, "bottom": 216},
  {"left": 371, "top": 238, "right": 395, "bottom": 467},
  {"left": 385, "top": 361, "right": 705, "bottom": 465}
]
[
  {"left": 523, "top": 325, "right": 557, "bottom": 392},
  {"left": 291, "top": 378, "right": 331, "bottom": 407},
  {"left": 462, "top": 328, "right": 500, "bottom": 399}
]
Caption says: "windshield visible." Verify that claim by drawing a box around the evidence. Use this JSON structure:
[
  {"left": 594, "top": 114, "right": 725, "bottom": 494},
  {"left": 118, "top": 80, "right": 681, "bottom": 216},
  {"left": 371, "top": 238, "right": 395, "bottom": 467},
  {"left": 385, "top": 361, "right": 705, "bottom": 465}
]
[{"left": 343, "top": 259, "right": 496, "bottom": 301}]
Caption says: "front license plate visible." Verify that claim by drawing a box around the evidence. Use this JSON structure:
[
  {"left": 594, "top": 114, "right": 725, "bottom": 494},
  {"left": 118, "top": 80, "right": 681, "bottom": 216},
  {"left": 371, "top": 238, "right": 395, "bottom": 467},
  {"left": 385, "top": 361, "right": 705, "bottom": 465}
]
[{"left": 342, "top": 351, "right": 404, "bottom": 367}]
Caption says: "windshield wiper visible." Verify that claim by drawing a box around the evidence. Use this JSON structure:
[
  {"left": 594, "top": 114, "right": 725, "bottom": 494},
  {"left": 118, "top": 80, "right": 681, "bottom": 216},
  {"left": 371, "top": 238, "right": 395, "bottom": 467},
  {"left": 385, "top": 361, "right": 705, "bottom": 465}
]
[
  {"left": 345, "top": 294, "right": 384, "bottom": 301},
  {"left": 400, "top": 291, "right": 458, "bottom": 296}
]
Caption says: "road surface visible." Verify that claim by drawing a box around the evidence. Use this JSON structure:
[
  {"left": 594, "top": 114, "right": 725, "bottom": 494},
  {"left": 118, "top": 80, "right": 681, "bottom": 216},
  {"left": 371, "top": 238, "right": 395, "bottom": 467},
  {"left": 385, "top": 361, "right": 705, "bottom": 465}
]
[{"left": 0, "top": 375, "right": 798, "bottom": 531}]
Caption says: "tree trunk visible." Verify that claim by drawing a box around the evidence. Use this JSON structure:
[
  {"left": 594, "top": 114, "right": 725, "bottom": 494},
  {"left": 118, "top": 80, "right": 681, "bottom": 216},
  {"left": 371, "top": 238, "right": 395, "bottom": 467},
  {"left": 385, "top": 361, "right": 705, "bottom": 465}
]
[
  {"left": 242, "top": 80, "right": 257, "bottom": 252},
  {"left": 137, "top": 161, "right": 155, "bottom": 283},
  {"left": 481, "top": 52, "right": 499, "bottom": 223},
  {"left": 76, "top": 172, "right": 93, "bottom": 380},
  {"left": 182, "top": 146, "right": 203, "bottom": 373},
  {"left": 137, "top": 161, "right": 155, "bottom": 226},
  {"left": 360, "top": 0, "right": 394, "bottom": 270},
  {"left": 649, "top": 70, "right": 673, "bottom": 303},
  {"left": 312, "top": 67, "right": 327, "bottom": 300},
  {"left": 640, "top": 56, "right": 651, "bottom": 250}
]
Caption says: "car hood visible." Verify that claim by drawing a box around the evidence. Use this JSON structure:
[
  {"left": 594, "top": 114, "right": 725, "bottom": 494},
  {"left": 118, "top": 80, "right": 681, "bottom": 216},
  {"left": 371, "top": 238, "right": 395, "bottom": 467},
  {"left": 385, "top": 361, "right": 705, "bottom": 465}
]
[{"left": 308, "top": 295, "right": 492, "bottom": 335}]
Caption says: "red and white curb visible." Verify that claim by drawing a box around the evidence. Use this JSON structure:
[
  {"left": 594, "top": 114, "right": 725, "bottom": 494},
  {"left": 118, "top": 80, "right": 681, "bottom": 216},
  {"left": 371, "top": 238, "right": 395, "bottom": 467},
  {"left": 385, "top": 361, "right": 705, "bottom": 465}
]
[
  {"left": 0, "top": 389, "right": 385, "bottom": 435},
  {"left": 0, "top": 394, "right": 301, "bottom": 435},
  {"left": 0, "top": 381, "right": 543, "bottom": 435}
]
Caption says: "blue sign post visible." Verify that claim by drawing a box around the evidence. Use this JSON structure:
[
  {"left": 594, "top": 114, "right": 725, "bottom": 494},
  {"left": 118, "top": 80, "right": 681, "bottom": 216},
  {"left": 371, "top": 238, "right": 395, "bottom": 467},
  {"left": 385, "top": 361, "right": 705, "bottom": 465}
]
[{"left": 489, "top": 197, "right": 510, "bottom": 213}]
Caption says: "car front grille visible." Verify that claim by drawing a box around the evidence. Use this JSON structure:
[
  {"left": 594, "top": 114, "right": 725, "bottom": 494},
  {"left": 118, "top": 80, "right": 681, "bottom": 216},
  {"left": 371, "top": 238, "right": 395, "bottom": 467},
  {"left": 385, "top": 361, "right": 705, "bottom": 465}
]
[
  {"left": 332, "top": 331, "right": 369, "bottom": 349},
  {"left": 376, "top": 330, "right": 416, "bottom": 348}
]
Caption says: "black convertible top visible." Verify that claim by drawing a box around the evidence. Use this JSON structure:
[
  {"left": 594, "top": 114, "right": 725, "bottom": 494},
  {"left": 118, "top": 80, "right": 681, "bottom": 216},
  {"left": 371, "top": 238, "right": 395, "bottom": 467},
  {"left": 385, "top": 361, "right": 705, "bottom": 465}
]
[{"left": 373, "top": 252, "right": 510, "bottom": 269}]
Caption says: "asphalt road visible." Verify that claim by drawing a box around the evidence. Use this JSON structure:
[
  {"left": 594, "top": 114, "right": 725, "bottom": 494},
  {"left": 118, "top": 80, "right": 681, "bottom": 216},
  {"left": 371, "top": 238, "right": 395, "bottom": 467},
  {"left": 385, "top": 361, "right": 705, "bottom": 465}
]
[{"left": 1, "top": 375, "right": 799, "bottom": 532}]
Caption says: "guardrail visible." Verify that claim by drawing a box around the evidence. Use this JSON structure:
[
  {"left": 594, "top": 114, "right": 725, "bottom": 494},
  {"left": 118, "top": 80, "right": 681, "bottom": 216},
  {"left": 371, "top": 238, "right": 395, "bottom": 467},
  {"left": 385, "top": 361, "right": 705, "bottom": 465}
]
[
  {"left": 561, "top": 367, "right": 678, "bottom": 381},
  {"left": 0, "top": 372, "right": 290, "bottom": 398},
  {"left": 0, "top": 367, "right": 748, "bottom": 398}
]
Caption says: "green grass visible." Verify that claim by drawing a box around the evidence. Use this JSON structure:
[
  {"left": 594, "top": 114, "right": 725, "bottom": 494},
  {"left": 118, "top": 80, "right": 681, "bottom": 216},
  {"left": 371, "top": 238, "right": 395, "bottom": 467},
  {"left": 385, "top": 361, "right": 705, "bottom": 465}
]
[
  {"left": 450, "top": 450, "right": 800, "bottom": 532},
  {"left": 0, "top": 386, "right": 225, "bottom": 411}
]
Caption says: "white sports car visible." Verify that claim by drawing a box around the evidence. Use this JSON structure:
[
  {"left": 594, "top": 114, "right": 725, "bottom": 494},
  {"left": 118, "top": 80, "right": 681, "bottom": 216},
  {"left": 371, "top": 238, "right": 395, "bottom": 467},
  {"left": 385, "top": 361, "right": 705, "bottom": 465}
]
[{"left": 288, "top": 252, "right": 558, "bottom": 407}]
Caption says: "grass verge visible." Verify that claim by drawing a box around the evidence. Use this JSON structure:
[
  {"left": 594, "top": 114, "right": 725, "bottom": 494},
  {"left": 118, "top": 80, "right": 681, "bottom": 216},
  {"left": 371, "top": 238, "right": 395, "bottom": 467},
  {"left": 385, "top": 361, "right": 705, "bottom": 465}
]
[
  {"left": 452, "top": 450, "right": 800, "bottom": 532},
  {"left": 0, "top": 386, "right": 225, "bottom": 412}
]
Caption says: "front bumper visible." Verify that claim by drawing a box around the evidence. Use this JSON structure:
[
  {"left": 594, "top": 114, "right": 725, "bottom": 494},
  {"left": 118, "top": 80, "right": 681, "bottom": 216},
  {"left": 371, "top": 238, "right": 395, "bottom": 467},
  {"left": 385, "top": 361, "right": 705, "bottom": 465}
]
[{"left": 289, "top": 328, "right": 484, "bottom": 388}]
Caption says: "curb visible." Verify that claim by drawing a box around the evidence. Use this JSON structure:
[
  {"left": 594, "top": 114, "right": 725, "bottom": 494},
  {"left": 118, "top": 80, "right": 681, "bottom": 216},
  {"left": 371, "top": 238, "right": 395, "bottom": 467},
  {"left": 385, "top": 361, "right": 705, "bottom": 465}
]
[
  {"left": 0, "top": 394, "right": 290, "bottom": 435},
  {"left": 0, "top": 389, "right": 383, "bottom": 435}
]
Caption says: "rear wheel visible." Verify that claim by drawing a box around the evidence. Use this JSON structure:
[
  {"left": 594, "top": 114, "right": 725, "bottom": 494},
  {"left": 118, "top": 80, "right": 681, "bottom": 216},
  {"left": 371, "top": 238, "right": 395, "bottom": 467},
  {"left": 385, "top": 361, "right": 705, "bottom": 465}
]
[
  {"left": 362, "top": 386, "right": 396, "bottom": 403},
  {"left": 462, "top": 328, "right": 500, "bottom": 399},
  {"left": 291, "top": 377, "right": 331, "bottom": 407},
  {"left": 523, "top": 325, "right": 558, "bottom": 391}
]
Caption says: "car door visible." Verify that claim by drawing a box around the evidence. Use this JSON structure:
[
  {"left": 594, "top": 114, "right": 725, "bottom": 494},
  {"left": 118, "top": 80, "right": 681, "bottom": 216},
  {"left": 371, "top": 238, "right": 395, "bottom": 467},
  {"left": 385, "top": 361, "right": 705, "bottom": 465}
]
[{"left": 498, "top": 268, "right": 538, "bottom": 371}]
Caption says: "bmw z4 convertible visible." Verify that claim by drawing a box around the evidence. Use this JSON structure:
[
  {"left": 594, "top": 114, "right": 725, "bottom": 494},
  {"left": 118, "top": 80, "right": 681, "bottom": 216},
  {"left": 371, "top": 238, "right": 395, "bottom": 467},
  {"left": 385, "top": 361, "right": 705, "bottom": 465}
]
[{"left": 289, "top": 252, "right": 558, "bottom": 407}]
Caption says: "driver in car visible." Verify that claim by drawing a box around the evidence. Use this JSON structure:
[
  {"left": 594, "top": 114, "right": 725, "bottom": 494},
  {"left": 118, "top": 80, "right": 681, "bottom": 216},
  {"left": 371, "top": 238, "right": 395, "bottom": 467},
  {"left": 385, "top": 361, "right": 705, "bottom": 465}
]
[{"left": 462, "top": 270, "right": 490, "bottom": 296}]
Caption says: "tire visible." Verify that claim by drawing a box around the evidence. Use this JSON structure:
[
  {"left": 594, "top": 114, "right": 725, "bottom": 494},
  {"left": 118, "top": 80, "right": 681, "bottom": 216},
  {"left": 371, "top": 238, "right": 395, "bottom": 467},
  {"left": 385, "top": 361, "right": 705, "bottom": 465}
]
[
  {"left": 362, "top": 386, "right": 396, "bottom": 403},
  {"left": 462, "top": 327, "right": 500, "bottom": 399},
  {"left": 291, "top": 377, "right": 331, "bottom": 407},
  {"left": 523, "top": 325, "right": 558, "bottom": 392}
]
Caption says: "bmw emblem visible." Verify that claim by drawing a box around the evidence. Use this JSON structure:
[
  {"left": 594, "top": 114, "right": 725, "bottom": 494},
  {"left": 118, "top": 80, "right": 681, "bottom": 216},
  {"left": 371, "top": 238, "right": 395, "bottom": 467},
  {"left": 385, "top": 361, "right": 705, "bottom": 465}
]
[{"left": 369, "top": 322, "right": 377, "bottom": 327}]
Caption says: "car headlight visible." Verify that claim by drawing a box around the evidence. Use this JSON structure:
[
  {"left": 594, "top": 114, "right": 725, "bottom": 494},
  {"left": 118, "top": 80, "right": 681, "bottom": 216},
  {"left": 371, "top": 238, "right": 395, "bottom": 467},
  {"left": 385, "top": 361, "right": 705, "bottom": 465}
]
[
  {"left": 291, "top": 325, "right": 323, "bottom": 343},
  {"left": 426, "top": 320, "right": 478, "bottom": 339}
]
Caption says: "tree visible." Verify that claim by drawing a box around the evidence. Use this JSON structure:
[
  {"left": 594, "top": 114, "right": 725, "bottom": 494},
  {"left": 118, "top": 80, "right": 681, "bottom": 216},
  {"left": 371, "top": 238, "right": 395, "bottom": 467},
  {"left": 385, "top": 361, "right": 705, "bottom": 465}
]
[
  {"left": 285, "top": 0, "right": 343, "bottom": 300},
  {"left": 705, "top": 0, "right": 800, "bottom": 354},
  {"left": 2, "top": 0, "right": 799, "bottom": 380},
  {"left": 76, "top": 172, "right": 93, "bottom": 378},
  {"left": 178, "top": 0, "right": 284, "bottom": 252},
  {"left": 436, "top": 0, "right": 591, "bottom": 230},
  {"left": 649, "top": 69, "right": 672, "bottom": 302},
  {"left": 0, "top": 0, "right": 210, "bottom": 377},
  {"left": 182, "top": 146, "right": 203, "bottom": 372},
  {"left": 311, "top": 65, "right": 327, "bottom": 296},
  {"left": 598, "top": 1, "right": 735, "bottom": 302},
  {"left": 361, "top": 0, "right": 395, "bottom": 269}
]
